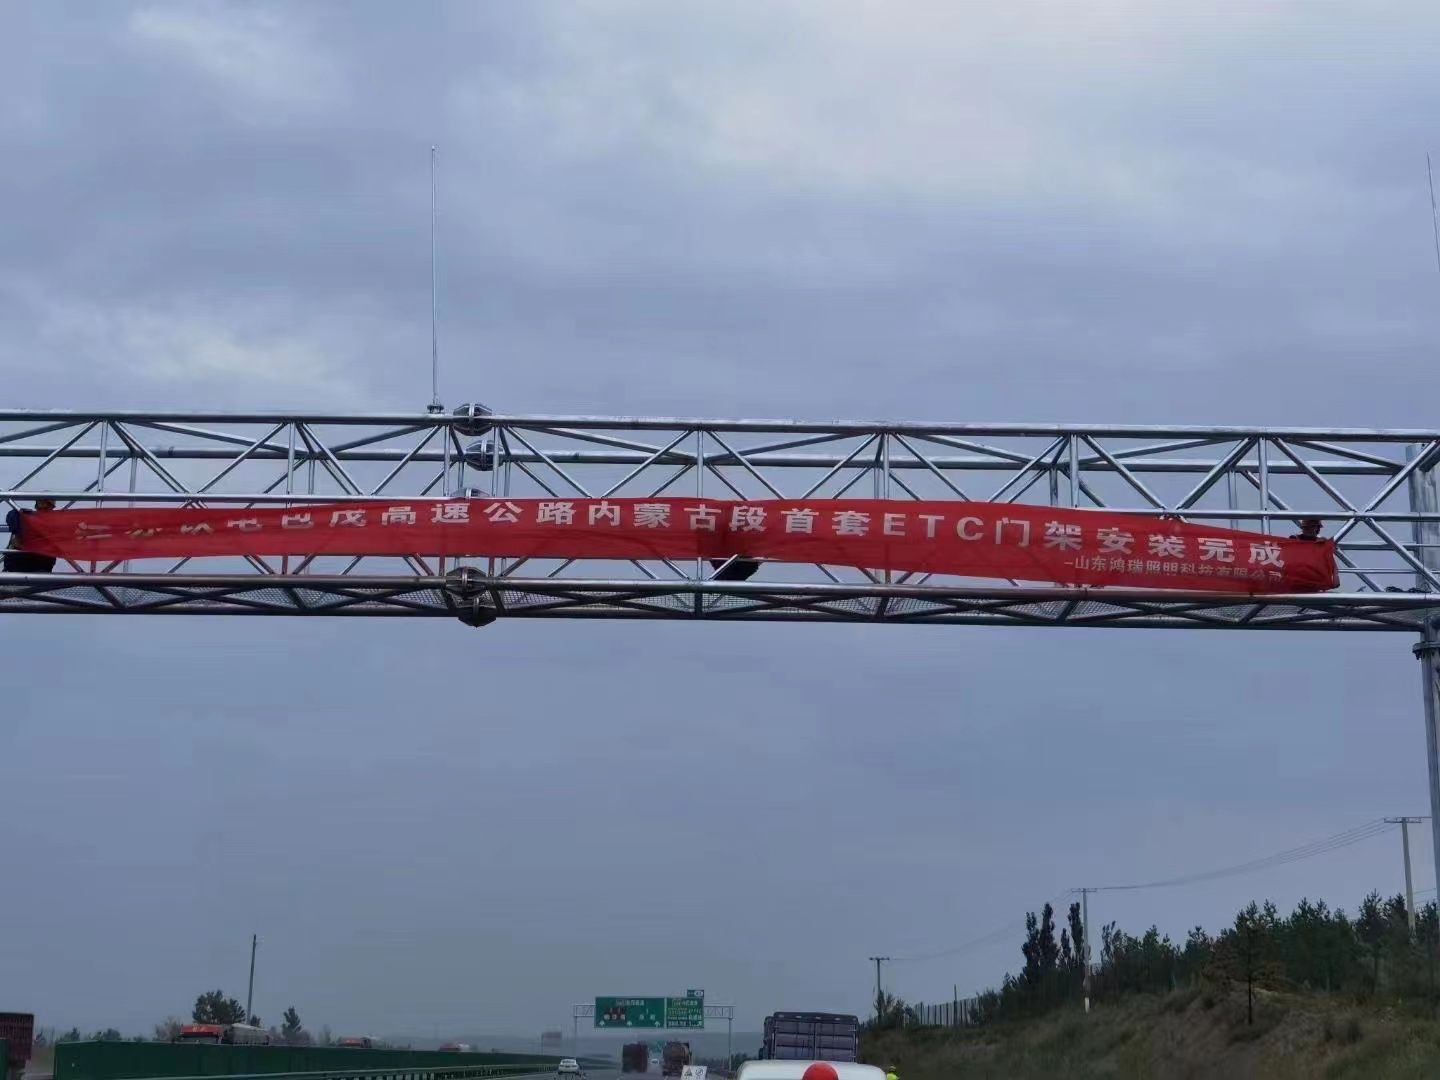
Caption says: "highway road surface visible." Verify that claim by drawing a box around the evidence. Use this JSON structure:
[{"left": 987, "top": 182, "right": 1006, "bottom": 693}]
[{"left": 19, "top": 1068, "right": 628, "bottom": 1080}]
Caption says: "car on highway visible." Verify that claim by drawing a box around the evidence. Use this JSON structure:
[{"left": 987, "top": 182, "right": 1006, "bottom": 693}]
[
  {"left": 556, "top": 1059, "right": 584, "bottom": 1078},
  {"left": 735, "top": 1065, "right": 884, "bottom": 1080}
]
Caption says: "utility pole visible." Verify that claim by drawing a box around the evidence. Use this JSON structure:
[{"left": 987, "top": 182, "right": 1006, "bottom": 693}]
[
  {"left": 245, "top": 934, "right": 257, "bottom": 1023},
  {"left": 867, "top": 957, "right": 891, "bottom": 1019},
  {"left": 1078, "top": 889, "right": 1094, "bottom": 1015},
  {"left": 1386, "top": 817, "right": 1427, "bottom": 934}
]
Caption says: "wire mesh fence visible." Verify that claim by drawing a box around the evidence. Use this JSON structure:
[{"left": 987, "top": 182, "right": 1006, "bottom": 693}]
[{"left": 908, "top": 999, "right": 982, "bottom": 1029}]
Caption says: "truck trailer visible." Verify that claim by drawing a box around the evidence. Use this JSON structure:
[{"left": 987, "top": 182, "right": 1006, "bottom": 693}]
[
  {"left": 660, "top": 1041, "right": 691, "bottom": 1076},
  {"left": 760, "top": 1012, "right": 859, "bottom": 1063},
  {"left": 621, "top": 1042, "right": 649, "bottom": 1073}
]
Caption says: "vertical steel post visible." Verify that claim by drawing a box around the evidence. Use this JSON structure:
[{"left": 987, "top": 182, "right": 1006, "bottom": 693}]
[
  {"left": 881, "top": 434, "right": 891, "bottom": 584},
  {"left": 124, "top": 452, "right": 137, "bottom": 575},
  {"left": 286, "top": 423, "right": 296, "bottom": 496},
  {"left": 1068, "top": 435, "right": 1079, "bottom": 507},
  {"left": 1408, "top": 444, "right": 1440, "bottom": 900},
  {"left": 439, "top": 424, "right": 452, "bottom": 576},
  {"left": 726, "top": 1016, "right": 732, "bottom": 1071},
  {"left": 282, "top": 425, "right": 296, "bottom": 574},
  {"left": 1416, "top": 638, "right": 1440, "bottom": 905},
  {"left": 96, "top": 422, "right": 109, "bottom": 493},
  {"left": 456, "top": 427, "right": 467, "bottom": 497},
  {"left": 1257, "top": 439, "right": 1270, "bottom": 534},
  {"left": 1081, "top": 888, "right": 1092, "bottom": 1014},
  {"left": 483, "top": 428, "right": 493, "bottom": 579},
  {"left": 695, "top": 429, "right": 704, "bottom": 588}
]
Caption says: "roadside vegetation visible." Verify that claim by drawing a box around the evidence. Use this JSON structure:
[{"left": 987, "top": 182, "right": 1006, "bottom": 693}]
[{"left": 860, "top": 890, "right": 1440, "bottom": 1079}]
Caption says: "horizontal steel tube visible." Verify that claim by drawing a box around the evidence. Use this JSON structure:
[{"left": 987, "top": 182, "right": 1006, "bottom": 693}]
[
  {"left": 0, "top": 570, "right": 1434, "bottom": 606},
  {"left": 0, "top": 409, "right": 1435, "bottom": 440},
  {"left": 0, "top": 444, "right": 1401, "bottom": 474},
  {"left": 1, "top": 489, "right": 1436, "bottom": 525}
]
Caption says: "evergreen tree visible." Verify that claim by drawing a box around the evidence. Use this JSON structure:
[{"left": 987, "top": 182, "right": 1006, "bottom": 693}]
[
  {"left": 1357, "top": 891, "right": 1387, "bottom": 993},
  {"left": 192, "top": 990, "right": 246, "bottom": 1025}
]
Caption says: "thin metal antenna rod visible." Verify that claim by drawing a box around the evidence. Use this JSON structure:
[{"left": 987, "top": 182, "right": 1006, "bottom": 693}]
[
  {"left": 429, "top": 145, "right": 442, "bottom": 413},
  {"left": 1428, "top": 153, "right": 1440, "bottom": 279}
]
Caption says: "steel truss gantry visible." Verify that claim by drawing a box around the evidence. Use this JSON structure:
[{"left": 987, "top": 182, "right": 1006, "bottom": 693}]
[
  {"left": 4, "top": 407, "right": 1440, "bottom": 891},
  {"left": 0, "top": 408, "right": 1438, "bottom": 630}
]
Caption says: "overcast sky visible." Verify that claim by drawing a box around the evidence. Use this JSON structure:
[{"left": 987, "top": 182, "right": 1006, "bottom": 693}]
[{"left": 4, "top": 0, "right": 1440, "bottom": 1040}]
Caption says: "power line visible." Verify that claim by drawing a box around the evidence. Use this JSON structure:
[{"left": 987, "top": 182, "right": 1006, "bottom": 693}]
[
  {"left": 889, "top": 820, "right": 1399, "bottom": 967},
  {"left": 1088, "top": 819, "right": 1395, "bottom": 893},
  {"left": 1428, "top": 153, "right": 1440, "bottom": 280},
  {"left": 890, "top": 889, "right": 1077, "bottom": 965}
]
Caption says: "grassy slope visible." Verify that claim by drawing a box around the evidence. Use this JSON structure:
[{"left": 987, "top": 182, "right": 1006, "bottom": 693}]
[{"left": 861, "top": 988, "right": 1440, "bottom": 1080}]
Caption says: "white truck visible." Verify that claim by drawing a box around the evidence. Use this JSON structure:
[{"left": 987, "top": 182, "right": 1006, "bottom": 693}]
[{"left": 736, "top": 1065, "right": 883, "bottom": 1080}]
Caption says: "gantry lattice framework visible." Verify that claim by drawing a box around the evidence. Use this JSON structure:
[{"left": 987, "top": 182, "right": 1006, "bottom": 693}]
[{"left": 0, "top": 408, "right": 1436, "bottom": 629}]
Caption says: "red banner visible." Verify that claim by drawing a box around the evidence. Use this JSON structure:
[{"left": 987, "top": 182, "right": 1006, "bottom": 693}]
[{"left": 18, "top": 498, "right": 1338, "bottom": 593}]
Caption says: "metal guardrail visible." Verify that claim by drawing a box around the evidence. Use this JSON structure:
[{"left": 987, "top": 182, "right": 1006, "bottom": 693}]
[
  {"left": 117, "top": 1068, "right": 559, "bottom": 1080},
  {"left": 50, "top": 1043, "right": 612, "bottom": 1080}
]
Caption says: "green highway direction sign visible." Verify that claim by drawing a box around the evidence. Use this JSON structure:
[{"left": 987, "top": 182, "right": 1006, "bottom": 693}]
[
  {"left": 594, "top": 990, "right": 706, "bottom": 1029},
  {"left": 595, "top": 997, "right": 666, "bottom": 1028},
  {"left": 665, "top": 995, "right": 705, "bottom": 1029}
]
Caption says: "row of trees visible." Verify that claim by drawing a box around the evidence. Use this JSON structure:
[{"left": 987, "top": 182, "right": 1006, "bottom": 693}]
[
  {"left": 173, "top": 992, "right": 311, "bottom": 1043},
  {"left": 36, "top": 1029, "right": 132, "bottom": 1045},
  {"left": 955, "top": 889, "right": 1440, "bottom": 1027}
]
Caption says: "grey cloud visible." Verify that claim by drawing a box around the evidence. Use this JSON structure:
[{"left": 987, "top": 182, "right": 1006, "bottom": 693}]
[{"left": 2, "top": 0, "right": 1437, "bottom": 1036}]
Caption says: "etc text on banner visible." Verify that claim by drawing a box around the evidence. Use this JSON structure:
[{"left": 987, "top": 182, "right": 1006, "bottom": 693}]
[{"left": 20, "top": 498, "right": 1339, "bottom": 594}]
